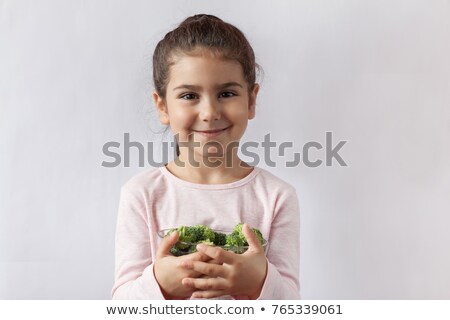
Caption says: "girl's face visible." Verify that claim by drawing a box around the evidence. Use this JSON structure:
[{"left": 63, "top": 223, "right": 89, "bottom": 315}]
[{"left": 154, "top": 52, "right": 259, "bottom": 162}]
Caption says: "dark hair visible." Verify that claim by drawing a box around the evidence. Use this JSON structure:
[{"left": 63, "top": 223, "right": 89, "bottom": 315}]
[{"left": 152, "top": 14, "right": 262, "bottom": 157}]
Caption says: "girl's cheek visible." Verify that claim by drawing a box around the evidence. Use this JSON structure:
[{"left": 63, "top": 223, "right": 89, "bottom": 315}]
[
  {"left": 172, "top": 108, "right": 187, "bottom": 118},
  {"left": 225, "top": 105, "right": 247, "bottom": 117}
]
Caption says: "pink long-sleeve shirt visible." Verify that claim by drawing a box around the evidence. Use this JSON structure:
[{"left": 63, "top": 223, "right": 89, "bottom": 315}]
[{"left": 111, "top": 165, "right": 301, "bottom": 299}]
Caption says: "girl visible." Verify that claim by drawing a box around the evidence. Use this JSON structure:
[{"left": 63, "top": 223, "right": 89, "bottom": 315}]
[{"left": 111, "top": 14, "right": 300, "bottom": 300}]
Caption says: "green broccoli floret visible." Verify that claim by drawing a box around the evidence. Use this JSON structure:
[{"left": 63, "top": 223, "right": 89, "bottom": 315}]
[
  {"left": 225, "top": 233, "right": 245, "bottom": 250},
  {"left": 187, "top": 244, "right": 198, "bottom": 254},
  {"left": 226, "top": 223, "right": 246, "bottom": 246},
  {"left": 167, "top": 226, "right": 199, "bottom": 250},
  {"left": 227, "top": 223, "right": 265, "bottom": 247},
  {"left": 233, "top": 223, "right": 244, "bottom": 234},
  {"left": 181, "top": 226, "right": 202, "bottom": 242},
  {"left": 198, "top": 239, "right": 214, "bottom": 245},
  {"left": 168, "top": 223, "right": 265, "bottom": 256},
  {"left": 213, "top": 231, "right": 227, "bottom": 246},
  {"left": 170, "top": 244, "right": 188, "bottom": 256},
  {"left": 169, "top": 246, "right": 181, "bottom": 256},
  {"left": 168, "top": 224, "right": 215, "bottom": 254},
  {"left": 194, "top": 225, "right": 216, "bottom": 243}
]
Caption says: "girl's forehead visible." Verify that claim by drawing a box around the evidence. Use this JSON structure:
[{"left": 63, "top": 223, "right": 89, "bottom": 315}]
[
  {"left": 168, "top": 55, "right": 245, "bottom": 86},
  {"left": 171, "top": 54, "right": 240, "bottom": 70}
]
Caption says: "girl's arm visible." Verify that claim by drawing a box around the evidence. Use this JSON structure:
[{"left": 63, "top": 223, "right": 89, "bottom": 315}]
[
  {"left": 111, "top": 185, "right": 166, "bottom": 299},
  {"left": 111, "top": 185, "right": 212, "bottom": 299},
  {"left": 257, "top": 186, "right": 301, "bottom": 299}
]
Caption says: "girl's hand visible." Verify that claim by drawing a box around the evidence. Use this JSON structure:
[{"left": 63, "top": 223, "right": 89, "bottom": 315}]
[
  {"left": 180, "top": 223, "right": 268, "bottom": 299},
  {"left": 154, "top": 231, "right": 215, "bottom": 299}
]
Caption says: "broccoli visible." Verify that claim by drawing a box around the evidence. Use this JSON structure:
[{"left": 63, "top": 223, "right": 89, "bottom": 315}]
[
  {"left": 198, "top": 239, "right": 214, "bottom": 245},
  {"left": 213, "top": 231, "right": 227, "bottom": 246},
  {"left": 225, "top": 231, "right": 246, "bottom": 247},
  {"left": 194, "top": 225, "right": 216, "bottom": 243},
  {"left": 167, "top": 226, "right": 199, "bottom": 250},
  {"left": 167, "top": 223, "right": 266, "bottom": 256},
  {"left": 167, "top": 224, "right": 215, "bottom": 255},
  {"left": 226, "top": 223, "right": 265, "bottom": 248},
  {"left": 170, "top": 246, "right": 183, "bottom": 256}
]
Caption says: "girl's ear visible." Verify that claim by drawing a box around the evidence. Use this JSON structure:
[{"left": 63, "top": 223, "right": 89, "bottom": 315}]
[
  {"left": 248, "top": 83, "right": 260, "bottom": 120},
  {"left": 153, "top": 91, "right": 170, "bottom": 125}
]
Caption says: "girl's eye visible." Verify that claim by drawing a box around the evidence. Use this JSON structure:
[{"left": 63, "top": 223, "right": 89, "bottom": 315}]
[
  {"left": 179, "top": 92, "right": 237, "bottom": 100},
  {"left": 180, "top": 93, "right": 198, "bottom": 100},
  {"left": 220, "top": 91, "right": 237, "bottom": 98}
]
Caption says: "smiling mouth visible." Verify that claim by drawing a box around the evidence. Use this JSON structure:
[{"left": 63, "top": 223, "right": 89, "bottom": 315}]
[
  {"left": 192, "top": 126, "right": 230, "bottom": 138},
  {"left": 194, "top": 126, "right": 230, "bottom": 133}
]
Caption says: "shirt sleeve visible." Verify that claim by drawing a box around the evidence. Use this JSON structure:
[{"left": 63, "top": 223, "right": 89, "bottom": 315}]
[
  {"left": 257, "top": 186, "right": 301, "bottom": 300},
  {"left": 111, "top": 185, "right": 166, "bottom": 299}
]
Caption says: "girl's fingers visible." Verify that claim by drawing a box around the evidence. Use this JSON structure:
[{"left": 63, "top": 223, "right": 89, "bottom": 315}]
[
  {"left": 180, "top": 260, "right": 226, "bottom": 277},
  {"left": 191, "top": 290, "right": 227, "bottom": 299},
  {"left": 207, "top": 259, "right": 222, "bottom": 265},
  {"left": 196, "top": 244, "right": 235, "bottom": 264},
  {"left": 182, "top": 277, "right": 228, "bottom": 291},
  {"left": 156, "top": 231, "right": 179, "bottom": 258},
  {"left": 242, "top": 223, "right": 263, "bottom": 253},
  {"left": 184, "top": 251, "right": 212, "bottom": 263}
]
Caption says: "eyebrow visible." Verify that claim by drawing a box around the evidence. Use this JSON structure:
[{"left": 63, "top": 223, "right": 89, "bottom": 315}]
[{"left": 173, "top": 82, "right": 243, "bottom": 91}]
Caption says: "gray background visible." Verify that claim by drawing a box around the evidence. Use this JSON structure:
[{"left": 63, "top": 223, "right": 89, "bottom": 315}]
[{"left": 1, "top": 0, "right": 449, "bottom": 299}]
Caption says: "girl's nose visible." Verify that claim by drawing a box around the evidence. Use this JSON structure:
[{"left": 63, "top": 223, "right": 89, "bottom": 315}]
[{"left": 199, "top": 98, "right": 221, "bottom": 121}]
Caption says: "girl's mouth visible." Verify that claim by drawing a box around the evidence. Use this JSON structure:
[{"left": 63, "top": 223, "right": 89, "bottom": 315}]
[{"left": 194, "top": 126, "right": 230, "bottom": 138}]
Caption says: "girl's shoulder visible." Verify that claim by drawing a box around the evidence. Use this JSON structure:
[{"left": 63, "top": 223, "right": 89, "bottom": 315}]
[
  {"left": 120, "top": 166, "right": 164, "bottom": 194},
  {"left": 255, "top": 167, "right": 298, "bottom": 194}
]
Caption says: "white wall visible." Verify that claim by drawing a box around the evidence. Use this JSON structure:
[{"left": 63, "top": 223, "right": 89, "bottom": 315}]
[{"left": 1, "top": 0, "right": 449, "bottom": 299}]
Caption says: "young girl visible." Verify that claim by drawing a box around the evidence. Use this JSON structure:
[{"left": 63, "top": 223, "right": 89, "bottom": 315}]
[{"left": 111, "top": 14, "right": 300, "bottom": 300}]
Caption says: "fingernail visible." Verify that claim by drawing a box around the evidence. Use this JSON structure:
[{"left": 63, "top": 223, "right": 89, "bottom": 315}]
[{"left": 196, "top": 243, "right": 205, "bottom": 251}]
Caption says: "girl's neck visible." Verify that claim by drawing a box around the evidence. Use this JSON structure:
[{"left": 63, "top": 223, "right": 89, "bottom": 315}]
[{"left": 164, "top": 153, "right": 254, "bottom": 185}]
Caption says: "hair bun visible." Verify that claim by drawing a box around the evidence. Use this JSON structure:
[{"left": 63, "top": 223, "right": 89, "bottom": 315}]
[{"left": 181, "top": 14, "right": 222, "bottom": 25}]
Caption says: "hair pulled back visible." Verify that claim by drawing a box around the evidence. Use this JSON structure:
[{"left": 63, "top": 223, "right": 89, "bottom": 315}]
[
  {"left": 153, "top": 14, "right": 261, "bottom": 99},
  {"left": 152, "top": 14, "right": 262, "bottom": 157}
]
